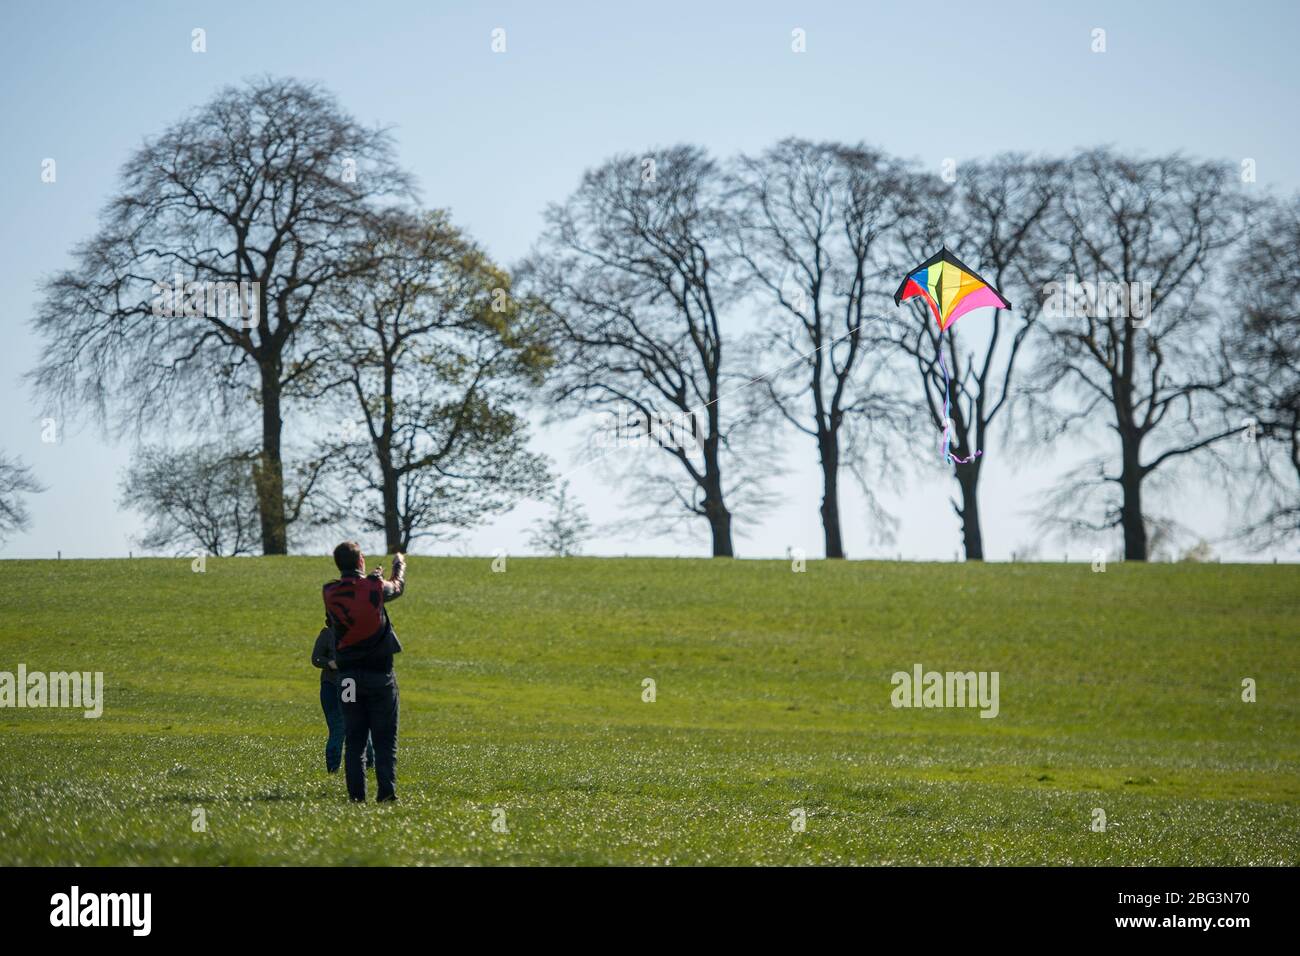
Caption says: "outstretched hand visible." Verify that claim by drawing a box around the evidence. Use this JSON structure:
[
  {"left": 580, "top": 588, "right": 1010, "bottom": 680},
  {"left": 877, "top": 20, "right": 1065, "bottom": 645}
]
[{"left": 371, "top": 554, "right": 403, "bottom": 581}]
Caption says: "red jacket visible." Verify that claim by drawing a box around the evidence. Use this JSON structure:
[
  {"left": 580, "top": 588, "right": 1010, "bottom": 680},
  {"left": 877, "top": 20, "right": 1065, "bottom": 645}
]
[{"left": 323, "top": 570, "right": 404, "bottom": 671}]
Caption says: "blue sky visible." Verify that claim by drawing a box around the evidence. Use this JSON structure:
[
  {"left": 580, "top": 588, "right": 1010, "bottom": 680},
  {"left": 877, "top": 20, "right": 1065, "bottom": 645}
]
[{"left": 2, "top": 0, "right": 1297, "bottom": 560}]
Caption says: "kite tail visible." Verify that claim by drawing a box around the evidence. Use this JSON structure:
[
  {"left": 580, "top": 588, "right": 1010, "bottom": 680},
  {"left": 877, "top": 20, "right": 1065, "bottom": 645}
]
[{"left": 939, "top": 348, "right": 982, "bottom": 465}]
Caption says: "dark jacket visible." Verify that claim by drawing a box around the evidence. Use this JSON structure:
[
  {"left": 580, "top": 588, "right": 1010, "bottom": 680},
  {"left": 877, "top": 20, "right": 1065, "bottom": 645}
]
[{"left": 311, "top": 627, "right": 339, "bottom": 685}]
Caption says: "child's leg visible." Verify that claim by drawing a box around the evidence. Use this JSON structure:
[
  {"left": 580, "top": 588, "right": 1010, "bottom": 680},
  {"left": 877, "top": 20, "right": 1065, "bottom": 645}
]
[{"left": 320, "top": 680, "right": 345, "bottom": 773}]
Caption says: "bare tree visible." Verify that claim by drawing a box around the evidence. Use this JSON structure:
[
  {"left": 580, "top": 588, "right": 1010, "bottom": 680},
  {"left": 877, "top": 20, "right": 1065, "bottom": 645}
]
[
  {"left": 889, "top": 156, "right": 1060, "bottom": 560},
  {"left": 0, "top": 452, "right": 44, "bottom": 544},
  {"left": 312, "top": 209, "right": 549, "bottom": 553},
  {"left": 728, "top": 140, "right": 909, "bottom": 558},
  {"left": 530, "top": 480, "right": 592, "bottom": 556},
  {"left": 523, "top": 146, "right": 760, "bottom": 557},
  {"left": 1224, "top": 195, "right": 1300, "bottom": 547},
  {"left": 29, "top": 77, "right": 414, "bottom": 554},
  {"left": 1035, "top": 149, "right": 1252, "bottom": 561},
  {"left": 119, "top": 442, "right": 292, "bottom": 556}
]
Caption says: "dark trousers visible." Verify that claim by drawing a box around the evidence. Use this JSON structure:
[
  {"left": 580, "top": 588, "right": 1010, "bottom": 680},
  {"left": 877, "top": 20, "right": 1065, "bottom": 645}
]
[
  {"left": 340, "top": 669, "right": 399, "bottom": 801},
  {"left": 320, "top": 680, "right": 374, "bottom": 773}
]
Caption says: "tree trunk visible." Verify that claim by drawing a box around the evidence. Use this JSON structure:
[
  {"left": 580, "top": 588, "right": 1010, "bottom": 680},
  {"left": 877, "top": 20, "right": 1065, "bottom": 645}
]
[
  {"left": 706, "top": 497, "right": 733, "bottom": 557},
  {"left": 700, "top": 409, "right": 734, "bottom": 557},
  {"left": 818, "top": 430, "right": 844, "bottom": 559},
  {"left": 379, "top": 354, "right": 402, "bottom": 556},
  {"left": 1119, "top": 439, "right": 1147, "bottom": 561},
  {"left": 954, "top": 461, "right": 984, "bottom": 561},
  {"left": 255, "top": 366, "right": 288, "bottom": 555},
  {"left": 701, "top": 458, "right": 734, "bottom": 558},
  {"left": 382, "top": 467, "right": 402, "bottom": 555}
]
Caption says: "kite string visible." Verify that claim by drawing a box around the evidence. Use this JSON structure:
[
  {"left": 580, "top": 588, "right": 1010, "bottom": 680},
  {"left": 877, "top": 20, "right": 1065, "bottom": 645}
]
[{"left": 939, "top": 344, "right": 982, "bottom": 466}]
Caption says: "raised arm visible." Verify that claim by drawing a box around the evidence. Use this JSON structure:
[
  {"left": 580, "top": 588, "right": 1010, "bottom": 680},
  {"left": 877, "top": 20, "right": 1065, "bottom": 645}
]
[{"left": 383, "top": 552, "right": 406, "bottom": 602}]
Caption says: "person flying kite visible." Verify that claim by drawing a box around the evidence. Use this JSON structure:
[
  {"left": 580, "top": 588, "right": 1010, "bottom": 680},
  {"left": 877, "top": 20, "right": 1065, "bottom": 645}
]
[{"left": 893, "top": 247, "right": 1012, "bottom": 464}]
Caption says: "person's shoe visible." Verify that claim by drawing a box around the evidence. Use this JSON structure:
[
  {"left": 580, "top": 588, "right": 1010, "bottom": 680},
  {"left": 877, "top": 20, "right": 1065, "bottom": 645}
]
[{"left": 377, "top": 794, "right": 397, "bottom": 803}]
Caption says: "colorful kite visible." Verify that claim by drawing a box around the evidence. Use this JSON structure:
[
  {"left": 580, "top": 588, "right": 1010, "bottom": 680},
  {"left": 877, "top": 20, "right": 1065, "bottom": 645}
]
[{"left": 894, "top": 247, "right": 1011, "bottom": 464}]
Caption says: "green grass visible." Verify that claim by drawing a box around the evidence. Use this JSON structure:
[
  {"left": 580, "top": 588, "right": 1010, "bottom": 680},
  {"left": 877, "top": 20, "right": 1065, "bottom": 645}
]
[{"left": 0, "top": 556, "right": 1297, "bottom": 865}]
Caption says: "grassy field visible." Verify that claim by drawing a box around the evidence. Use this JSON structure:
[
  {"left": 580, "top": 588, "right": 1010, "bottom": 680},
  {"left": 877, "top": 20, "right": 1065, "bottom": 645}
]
[{"left": 0, "top": 556, "right": 1296, "bottom": 866}]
